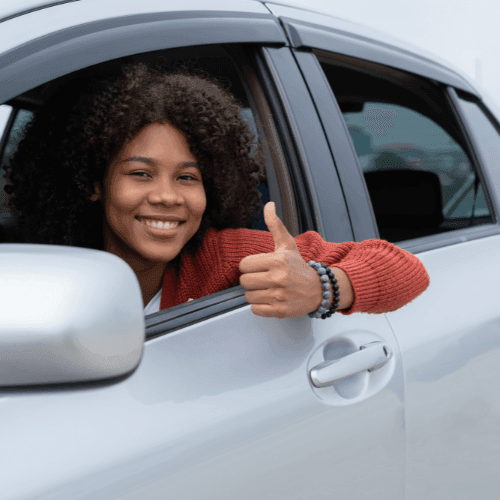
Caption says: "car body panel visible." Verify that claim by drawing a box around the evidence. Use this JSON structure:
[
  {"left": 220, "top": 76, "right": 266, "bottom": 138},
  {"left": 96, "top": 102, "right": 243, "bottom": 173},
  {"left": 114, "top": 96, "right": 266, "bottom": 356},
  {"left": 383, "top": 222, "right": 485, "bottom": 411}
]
[
  {"left": 2, "top": 308, "right": 404, "bottom": 499},
  {"left": 0, "top": 0, "right": 285, "bottom": 104},
  {"left": 386, "top": 233, "right": 500, "bottom": 499},
  {"left": 1, "top": 0, "right": 499, "bottom": 498},
  {"left": 0, "top": 0, "right": 77, "bottom": 22}
]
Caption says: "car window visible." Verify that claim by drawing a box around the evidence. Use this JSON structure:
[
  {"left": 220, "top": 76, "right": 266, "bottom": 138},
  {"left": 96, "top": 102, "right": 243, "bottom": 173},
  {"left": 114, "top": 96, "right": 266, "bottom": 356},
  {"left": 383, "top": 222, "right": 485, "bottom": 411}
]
[
  {"left": 0, "top": 104, "right": 14, "bottom": 213},
  {"left": 0, "top": 108, "right": 34, "bottom": 214},
  {"left": 317, "top": 58, "right": 493, "bottom": 242},
  {"left": 453, "top": 94, "right": 500, "bottom": 214},
  {"left": 0, "top": 44, "right": 293, "bottom": 319}
]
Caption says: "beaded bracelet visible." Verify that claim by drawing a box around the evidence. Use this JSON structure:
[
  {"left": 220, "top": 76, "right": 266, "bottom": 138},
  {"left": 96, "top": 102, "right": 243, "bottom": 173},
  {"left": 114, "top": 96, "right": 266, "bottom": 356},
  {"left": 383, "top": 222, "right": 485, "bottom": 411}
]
[{"left": 307, "top": 260, "right": 340, "bottom": 319}]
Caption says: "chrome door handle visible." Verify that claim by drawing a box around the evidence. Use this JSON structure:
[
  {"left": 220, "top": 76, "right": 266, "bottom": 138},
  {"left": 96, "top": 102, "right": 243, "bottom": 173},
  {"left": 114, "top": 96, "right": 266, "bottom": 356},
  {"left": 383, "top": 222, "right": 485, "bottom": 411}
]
[{"left": 309, "top": 341, "right": 393, "bottom": 388}]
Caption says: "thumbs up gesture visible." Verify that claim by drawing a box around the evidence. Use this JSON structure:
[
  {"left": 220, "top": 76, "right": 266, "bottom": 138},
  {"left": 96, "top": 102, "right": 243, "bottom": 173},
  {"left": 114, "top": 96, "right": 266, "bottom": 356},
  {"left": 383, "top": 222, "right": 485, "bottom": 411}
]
[{"left": 239, "top": 202, "right": 328, "bottom": 318}]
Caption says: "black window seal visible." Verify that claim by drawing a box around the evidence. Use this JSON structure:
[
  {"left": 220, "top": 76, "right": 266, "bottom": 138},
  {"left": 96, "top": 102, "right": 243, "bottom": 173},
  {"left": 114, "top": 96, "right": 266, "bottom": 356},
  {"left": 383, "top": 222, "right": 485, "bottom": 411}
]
[{"left": 146, "top": 286, "right": 248, "bottom": 341}]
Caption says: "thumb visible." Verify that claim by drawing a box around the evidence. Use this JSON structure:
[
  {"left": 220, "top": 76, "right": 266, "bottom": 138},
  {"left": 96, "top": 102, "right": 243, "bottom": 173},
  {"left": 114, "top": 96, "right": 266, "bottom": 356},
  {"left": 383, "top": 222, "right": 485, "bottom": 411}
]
[{"left": 264, "top": 201, "right": 297, "bottom": 251}]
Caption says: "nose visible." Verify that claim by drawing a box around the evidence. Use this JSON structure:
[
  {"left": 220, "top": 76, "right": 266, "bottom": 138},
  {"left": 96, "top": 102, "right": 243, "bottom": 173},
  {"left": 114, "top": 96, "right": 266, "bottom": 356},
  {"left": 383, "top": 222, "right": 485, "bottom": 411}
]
[{"left": 147, "top": 176, "right": 183, "bottom": 206}]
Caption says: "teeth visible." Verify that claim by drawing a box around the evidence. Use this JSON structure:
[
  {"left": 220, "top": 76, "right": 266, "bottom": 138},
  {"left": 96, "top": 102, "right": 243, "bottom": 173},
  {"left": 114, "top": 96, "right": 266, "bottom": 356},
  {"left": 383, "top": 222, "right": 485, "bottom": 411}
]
[{"left": 142, "top": 219, "right": 179, "bottom": 229}]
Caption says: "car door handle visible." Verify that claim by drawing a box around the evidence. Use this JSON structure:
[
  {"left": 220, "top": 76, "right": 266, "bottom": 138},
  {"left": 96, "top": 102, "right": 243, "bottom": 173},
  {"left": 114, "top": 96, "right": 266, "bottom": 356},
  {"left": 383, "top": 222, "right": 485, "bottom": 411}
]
[{"left": 309, "top": 341, "right": 393, "bottom": 388}]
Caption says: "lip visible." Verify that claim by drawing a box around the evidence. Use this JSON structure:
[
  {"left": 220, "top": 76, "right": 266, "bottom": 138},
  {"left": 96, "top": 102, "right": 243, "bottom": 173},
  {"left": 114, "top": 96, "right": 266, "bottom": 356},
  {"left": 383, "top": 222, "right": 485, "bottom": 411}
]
[
  {"left": 136, "top": 217, "right": 185, "bottom": 237},
  {"left": 136, "top": 216, "right": 185, "bottom": 223}
]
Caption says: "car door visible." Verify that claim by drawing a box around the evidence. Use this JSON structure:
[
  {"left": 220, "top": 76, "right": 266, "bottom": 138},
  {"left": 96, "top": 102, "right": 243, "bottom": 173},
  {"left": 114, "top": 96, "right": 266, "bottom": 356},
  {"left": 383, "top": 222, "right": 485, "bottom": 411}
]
[
  {"left": 1, "top": 2, "right": 404, "bottom": 499},
  {"left": 268, "top": 3, "right": 500, "bottom": 498}
]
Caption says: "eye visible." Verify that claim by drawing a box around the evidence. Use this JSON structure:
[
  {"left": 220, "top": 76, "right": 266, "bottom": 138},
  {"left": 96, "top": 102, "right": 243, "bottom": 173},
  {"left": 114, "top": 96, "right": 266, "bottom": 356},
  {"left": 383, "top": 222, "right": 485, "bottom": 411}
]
[
  {"left": 130, "top": 171, "right": 150, "bottom": 178},
  {"left": 178, "top": 174, "right": 199, "bottom": 182}
]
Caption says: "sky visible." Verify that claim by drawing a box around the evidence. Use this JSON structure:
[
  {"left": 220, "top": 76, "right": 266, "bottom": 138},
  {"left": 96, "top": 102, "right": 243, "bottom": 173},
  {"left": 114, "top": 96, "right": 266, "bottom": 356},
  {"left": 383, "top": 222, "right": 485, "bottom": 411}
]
[{"left": 273, "top": 0, "right": 500, "bottom": 107}]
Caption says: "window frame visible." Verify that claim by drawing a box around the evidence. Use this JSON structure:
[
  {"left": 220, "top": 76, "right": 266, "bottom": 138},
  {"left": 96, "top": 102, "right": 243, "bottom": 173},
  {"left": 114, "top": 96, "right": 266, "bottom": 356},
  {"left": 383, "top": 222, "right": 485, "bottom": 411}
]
[
  {"left": 0, "top": 40, "right": 336, "bottom": 336},
  {"left": 447, "top": 87, "right": 500, "bottom": 221},
  {"left": 0, "top": 3, "right": 326, "bottom": 338},
  {"left": 296, "top": 47, "right": 500, "bottom": 252}
]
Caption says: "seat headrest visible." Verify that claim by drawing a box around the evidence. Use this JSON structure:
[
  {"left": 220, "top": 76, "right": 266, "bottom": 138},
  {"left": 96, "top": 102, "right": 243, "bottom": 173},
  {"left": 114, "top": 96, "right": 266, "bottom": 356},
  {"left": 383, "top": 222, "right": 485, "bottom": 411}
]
[{"left": 364, "top": 169, "right": 443, "bottom": 228}]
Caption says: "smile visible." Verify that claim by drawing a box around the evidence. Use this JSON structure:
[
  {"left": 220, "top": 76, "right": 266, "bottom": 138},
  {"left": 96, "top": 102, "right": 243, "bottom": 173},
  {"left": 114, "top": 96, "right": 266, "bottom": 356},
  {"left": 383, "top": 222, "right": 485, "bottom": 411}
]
[{"left": 138, "top": 219, "right": 181, "bottom": 229}]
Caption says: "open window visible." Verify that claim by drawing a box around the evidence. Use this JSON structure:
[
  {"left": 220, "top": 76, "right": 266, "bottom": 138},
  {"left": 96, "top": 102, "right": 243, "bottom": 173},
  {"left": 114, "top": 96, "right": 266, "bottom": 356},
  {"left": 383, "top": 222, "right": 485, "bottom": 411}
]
[{"left": 0, "top": 44, "right": 299, "bottom": 328}]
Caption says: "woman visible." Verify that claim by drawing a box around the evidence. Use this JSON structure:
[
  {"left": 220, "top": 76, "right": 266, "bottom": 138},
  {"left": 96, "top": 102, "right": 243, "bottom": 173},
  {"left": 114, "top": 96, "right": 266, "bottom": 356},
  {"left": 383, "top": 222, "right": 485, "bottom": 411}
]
[{"left": 3, "top": 62, "right": 429, "bottom": 318}]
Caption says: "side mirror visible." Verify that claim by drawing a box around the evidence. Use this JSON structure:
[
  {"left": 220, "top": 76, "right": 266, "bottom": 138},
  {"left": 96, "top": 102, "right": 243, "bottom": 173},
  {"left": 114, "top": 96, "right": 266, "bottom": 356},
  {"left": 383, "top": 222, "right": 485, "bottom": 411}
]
[{"left": 0, "top": 245, "right": 145, "bottom": 387}]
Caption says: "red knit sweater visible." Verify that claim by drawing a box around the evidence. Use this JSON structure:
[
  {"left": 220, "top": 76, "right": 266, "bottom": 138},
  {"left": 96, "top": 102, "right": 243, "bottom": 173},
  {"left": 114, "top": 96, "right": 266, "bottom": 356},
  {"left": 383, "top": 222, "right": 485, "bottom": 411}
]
[{"left": 160, "top": 228, "right": 429, "bottom": 314}]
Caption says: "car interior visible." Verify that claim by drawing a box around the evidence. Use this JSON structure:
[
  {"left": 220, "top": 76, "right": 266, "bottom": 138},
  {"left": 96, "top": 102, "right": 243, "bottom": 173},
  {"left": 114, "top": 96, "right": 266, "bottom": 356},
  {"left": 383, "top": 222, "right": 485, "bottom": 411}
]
[{"left": 316, "top": 52, "right": 494, "bottom": 242}]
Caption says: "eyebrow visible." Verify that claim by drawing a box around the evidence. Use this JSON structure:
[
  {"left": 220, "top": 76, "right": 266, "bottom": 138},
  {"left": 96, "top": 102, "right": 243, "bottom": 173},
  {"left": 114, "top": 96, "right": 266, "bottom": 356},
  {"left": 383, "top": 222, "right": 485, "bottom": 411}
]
[{"left": 122, "top": 157, "right": 199, "bottom": 168}]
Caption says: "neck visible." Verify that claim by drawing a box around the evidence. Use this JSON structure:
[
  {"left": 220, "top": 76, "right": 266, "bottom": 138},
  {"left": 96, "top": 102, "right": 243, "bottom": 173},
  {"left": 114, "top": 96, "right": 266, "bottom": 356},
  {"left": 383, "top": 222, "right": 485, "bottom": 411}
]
[{"left": 102, "top": 226, "right": 169, "bottom": 308}]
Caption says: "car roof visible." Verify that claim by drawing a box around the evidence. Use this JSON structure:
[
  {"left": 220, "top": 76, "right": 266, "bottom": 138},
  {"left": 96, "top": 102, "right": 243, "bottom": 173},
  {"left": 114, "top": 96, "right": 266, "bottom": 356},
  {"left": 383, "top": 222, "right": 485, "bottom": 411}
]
[
  {"left": 0, "top": 0, "right": 470, "bottom": 84},
  {"left": 3, "top": 0, "right": 497, "bottom": 121}
]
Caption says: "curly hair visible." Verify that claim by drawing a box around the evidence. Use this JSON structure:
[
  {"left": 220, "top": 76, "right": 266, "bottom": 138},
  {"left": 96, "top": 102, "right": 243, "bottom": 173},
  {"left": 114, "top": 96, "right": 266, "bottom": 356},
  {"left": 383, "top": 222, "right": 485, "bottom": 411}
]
[{"left": 3, "top": 62, "right": 266, "bottom": 255}]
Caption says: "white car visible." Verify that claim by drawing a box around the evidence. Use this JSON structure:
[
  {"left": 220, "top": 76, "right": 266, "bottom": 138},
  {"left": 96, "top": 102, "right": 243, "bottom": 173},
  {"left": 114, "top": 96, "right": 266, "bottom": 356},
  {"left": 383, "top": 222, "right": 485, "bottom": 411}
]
[{"left": 1, "top": 1, "right": 499, "bottom": 499}]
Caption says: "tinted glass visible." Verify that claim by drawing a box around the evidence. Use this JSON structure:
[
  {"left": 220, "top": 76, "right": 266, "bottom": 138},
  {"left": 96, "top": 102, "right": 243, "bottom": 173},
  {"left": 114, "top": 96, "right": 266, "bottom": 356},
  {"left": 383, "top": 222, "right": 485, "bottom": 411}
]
[{"left": 319, "top": 60, "right": 492, "bottom": 242}]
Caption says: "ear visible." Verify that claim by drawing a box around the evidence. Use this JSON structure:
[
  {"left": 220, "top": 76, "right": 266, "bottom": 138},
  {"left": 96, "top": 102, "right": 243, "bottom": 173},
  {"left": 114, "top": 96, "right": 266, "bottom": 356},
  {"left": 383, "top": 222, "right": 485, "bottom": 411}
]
[{"left": 90, "top": 181, "right": 102, "bottom": 202}]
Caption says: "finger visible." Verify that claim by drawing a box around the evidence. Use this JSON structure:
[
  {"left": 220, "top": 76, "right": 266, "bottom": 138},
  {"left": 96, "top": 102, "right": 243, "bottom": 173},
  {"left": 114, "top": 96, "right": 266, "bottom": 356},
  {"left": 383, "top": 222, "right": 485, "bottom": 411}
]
[
  {"left": 250, "top": 304, "right": 281, "bottom": 318},
  {"left": 239, "top": 253, "right": 274, "bottom": 274},
  {"left": 264, "top": 202, "right": 298, "bottom": 251},
  {"left": 250, "top": 304, "right": 291, "bottom": 318},
  {"left": 244, "top": 288, "right": 282, "bottom": 304},
  {"left": 240, "top": 272, "right": 273, "bottom": 290}
]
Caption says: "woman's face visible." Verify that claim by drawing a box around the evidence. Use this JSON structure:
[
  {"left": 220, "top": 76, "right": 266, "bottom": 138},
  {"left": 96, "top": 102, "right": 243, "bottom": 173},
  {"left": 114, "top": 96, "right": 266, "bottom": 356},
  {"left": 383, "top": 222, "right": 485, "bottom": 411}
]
[{"left": 93, "top": 122, "right": 206, "bottom": 267}]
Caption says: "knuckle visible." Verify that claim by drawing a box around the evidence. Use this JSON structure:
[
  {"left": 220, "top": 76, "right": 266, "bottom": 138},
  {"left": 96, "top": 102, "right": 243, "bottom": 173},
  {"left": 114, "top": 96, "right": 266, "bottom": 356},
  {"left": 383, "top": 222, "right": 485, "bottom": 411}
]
[
  {"left": 276, "top": 253, "right": 288, "bottom": 265},
  {"left": 270, "top": 271, "right": 284, "bottom": 287}
]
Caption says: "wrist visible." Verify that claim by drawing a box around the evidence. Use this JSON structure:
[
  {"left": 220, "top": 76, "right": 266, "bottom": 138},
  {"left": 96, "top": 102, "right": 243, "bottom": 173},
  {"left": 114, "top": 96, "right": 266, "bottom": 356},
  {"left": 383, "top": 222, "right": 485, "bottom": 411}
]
[
  {"left": 307, "top": 261, "right": 340, "bottom": 319},
  {"left": 330, "top": 267, "right": 354, "bottom": 310}
]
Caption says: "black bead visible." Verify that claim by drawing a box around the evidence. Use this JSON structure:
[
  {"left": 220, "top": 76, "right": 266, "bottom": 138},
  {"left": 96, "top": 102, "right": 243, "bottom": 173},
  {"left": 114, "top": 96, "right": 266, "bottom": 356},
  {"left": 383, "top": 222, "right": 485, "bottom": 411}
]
[
  {"left": 333, "top": 284, "right": 340, "bottom": 291},
  {"left": 321, "top": 313, "right": 327, "bottom": 319},
  {"left": 334, "top": 291, "right": 340, "bottom": 297},
  {"left": 332, "top": 279, "right": 338, "bottom": 285}
]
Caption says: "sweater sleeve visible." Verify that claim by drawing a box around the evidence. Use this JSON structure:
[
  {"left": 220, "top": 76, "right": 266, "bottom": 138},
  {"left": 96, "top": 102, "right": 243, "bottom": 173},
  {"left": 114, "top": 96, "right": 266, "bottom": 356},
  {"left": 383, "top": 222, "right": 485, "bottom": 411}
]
[
  {"left": 216, "top": 228, "right": 429, "bottom": 315},
  {"left": 294, "top": 232, "right": 430, "bottom": 315}
]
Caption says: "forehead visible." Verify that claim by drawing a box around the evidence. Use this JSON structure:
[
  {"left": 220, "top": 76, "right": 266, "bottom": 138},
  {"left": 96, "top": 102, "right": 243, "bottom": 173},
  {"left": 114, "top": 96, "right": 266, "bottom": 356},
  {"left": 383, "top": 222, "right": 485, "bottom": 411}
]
[{"left": 117, "top": 122, "right": 195, "bottom": 159}]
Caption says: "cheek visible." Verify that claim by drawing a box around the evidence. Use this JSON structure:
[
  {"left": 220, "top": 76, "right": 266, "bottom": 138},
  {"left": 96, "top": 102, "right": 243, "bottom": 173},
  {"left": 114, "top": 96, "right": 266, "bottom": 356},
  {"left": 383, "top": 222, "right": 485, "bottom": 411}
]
[
  {"left": 107, "top": 181, "right": 142, "bottom": 214},
  {"left": 192, "top": 188, "right": 207, "bottom": 219}
]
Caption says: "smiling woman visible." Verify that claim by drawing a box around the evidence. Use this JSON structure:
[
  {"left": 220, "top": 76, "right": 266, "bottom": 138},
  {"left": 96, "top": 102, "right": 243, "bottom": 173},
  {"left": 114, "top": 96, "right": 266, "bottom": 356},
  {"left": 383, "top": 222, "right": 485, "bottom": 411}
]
[
  {"left": 3, "top": 61, "right": 429, "bottom": 318},
  {"left": 91, "top": 122, "right": 207, "bottom": 306}
]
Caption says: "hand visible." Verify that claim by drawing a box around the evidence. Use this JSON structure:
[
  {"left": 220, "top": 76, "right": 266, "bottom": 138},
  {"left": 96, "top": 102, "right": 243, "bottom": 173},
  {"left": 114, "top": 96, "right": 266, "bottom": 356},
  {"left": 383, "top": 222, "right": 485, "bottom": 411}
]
[{"left": 239, "top": 202, "right": 326, "bottom": 318}]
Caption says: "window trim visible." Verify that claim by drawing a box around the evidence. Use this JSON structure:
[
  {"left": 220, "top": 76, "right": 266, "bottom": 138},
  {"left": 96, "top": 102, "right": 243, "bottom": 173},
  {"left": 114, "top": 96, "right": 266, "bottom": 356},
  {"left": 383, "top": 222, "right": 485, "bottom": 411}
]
[
  {"left": 293, "top": 48, "right": 379, "bottom": 242},
  {"left": 259, "top": 46, "right": 353, "bottom": 244},
  {"left": 448, "top": 87, "right": 500, "bottom": 222},
  {"left": 0, "top": 6, "right": 287, "bottom": 106},
  {"left": 146, "top": 286, "right": 247, "bottom": 340},
  {"left": 397, "top": 223, "right": 500, "bottom": 254},
  {"left": 276, "top": 14, "right": 475, "bottom": 94}
]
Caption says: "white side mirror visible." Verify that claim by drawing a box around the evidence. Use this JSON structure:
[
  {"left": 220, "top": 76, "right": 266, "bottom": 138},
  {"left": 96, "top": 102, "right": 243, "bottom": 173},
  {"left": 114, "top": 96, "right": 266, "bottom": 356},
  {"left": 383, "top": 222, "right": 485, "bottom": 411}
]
[{"left": 0, "top": 245, "right": 145, "bottom": 387}]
